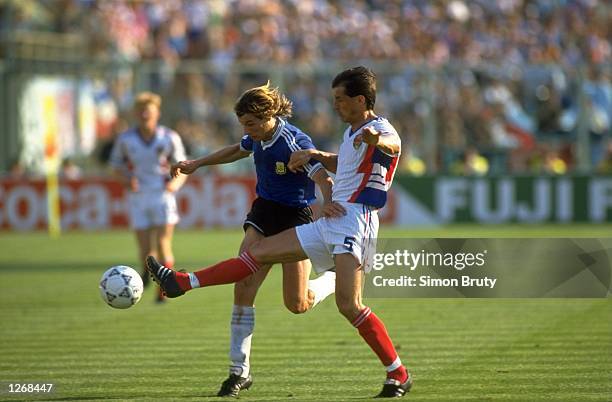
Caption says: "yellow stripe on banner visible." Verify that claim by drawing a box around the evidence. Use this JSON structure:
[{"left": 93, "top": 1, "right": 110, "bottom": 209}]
[
  {"left": 46, "top": 171, "right": 61, "bottom": 238},
  {"left": 43, "top": 94, "right": 61, "bottom": 238}
]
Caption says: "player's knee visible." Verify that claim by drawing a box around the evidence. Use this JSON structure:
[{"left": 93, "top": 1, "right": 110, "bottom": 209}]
[
  {"left": 246, "top": 240, "right": 265, "bottom": 262},
  {"left": 284, "top": 297, "right": 309, "bottom": 314}
]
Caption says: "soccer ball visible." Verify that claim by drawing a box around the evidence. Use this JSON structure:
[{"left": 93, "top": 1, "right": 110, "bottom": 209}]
[{"left": 99, "top": 266, "right": 144, "bottom": 309}]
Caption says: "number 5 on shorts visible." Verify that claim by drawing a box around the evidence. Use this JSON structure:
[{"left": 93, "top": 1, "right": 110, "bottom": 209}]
[{"left": 343, "top": 236, "right": 356, "bottom": 252}]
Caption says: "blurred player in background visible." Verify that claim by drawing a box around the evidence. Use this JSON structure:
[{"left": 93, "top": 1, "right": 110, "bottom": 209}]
[
  {"left": 148, "top": 67, "right": 411, "bottom": 398},
  {"left": 171, "top": 82, "right": 337, "bottom": 397},
  {"left": 110, "top": 92, "right": 187, "bottom": 303}
]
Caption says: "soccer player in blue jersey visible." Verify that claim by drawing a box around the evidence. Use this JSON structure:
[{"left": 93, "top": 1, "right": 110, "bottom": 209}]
[
  {"left": 151, "top": 67, "right": 411, "bottom": 398},
  {"left": 170, "top": 82, "right": 337, "bottom": 397}
]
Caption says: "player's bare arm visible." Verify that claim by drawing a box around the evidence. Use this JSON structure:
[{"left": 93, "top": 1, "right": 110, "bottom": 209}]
[
  {"left": 166, "top": 171, "right": 187, "bottom": 193},
  {"left": 355, "top": 126, "right": 400, "bottom": 155},
  {"left": 310, "top": 169, "right": 346, "bottom": 218},
  {"left": 171, "top": 143, "right": 251, "bottom": 177},
  {"left": 310, "top": 169, "right": 333, "bottom": 205},
  {"left": 288, "top": 149, "right": 338, "bottom": 173}
]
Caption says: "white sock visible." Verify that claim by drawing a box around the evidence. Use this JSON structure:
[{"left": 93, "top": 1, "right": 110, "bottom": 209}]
[
  {"left": 308, "top": 270, "right": 336, "bottom": 308},
  {"left": 386, "top": 356, "right": 402, "bottom": 372},
  {"left": 229, "top": 305, "right": 254, "bottom": 378},
  {"left": 188, "top": 273, "right": 200, "bottom": 289}
]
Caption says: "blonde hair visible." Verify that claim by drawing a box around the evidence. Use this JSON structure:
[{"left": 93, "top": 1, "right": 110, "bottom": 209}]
[
  {"left": 234, "top": 82, "right": 292, "bottom": 119},
  {"left": 134, "top": 91, "right": 162, "bottom": 109}
]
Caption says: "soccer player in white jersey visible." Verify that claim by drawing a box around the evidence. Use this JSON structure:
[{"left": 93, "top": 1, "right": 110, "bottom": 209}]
[
  {"left": 110, "top": 92, "right": 187, "bottom": 303},
  {"left": 171, "top": 83, "right": 337, "bottom": 397},
  {"left": 147, "top": 67, "right": 412, "bottom": 397}
]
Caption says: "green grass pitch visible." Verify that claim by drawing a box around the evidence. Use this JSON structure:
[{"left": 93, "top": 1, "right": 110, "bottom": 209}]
[{"left": 0, "top": 226, "right": 610, "bottom": 401}]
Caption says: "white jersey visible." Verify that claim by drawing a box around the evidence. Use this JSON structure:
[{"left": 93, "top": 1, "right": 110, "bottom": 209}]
[
  {"left": 332, "top": 117, "right": 401, "bottom": 209},
  {"left": 109, "top": 126, "right": 186, "bottom": 192}
]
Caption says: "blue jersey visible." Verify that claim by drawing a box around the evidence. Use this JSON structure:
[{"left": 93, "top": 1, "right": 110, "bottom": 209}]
[{"left": 240, "top": 118, "right": 323, "bottom": 208}]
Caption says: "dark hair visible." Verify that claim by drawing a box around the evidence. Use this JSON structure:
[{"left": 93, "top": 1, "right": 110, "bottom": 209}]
[
  {"left": 331, "top": 66, "right": 377, "bottom": 110},
  {"left": 234, "top": 81, "right": 293, "bottom": 119}
]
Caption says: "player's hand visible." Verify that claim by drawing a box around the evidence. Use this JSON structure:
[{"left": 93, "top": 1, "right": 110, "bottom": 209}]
[
  {"left": 288, "top": 149, "right": 315, "bottom": 173},
  {"left": 320, "top": 201, "right": 346, "bottom": 218},
  {"left": 171, "top": 160, "right": 199, "bottom": 177},
  {"left": 354, "top": 126, "right": 380, "bottom": 147}
]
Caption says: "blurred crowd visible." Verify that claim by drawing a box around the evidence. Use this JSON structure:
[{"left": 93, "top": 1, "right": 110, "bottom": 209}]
[{"left": 2, "top": 0, "right": 611, "bottom": 175}]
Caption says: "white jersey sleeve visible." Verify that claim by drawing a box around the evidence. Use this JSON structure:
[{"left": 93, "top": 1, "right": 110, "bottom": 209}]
[{"left": 168, "top": 129, "right": 187, "bottom": 163}]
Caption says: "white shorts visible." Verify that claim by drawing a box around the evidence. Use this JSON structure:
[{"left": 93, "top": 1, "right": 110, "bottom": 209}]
[
  {"left": 127, "top": 191, "right": 179, "bottom": 230},
  {"left": 295, "top": 202, "right": 379, "bottom": 274}
]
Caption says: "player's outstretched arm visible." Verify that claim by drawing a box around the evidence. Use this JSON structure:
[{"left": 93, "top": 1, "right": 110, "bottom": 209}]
[
  {"left": 289, "top": 149, "right": 338, "bottom": 174},
  {"left": 311, "top": 169, "right": 333, "bottom": 205},
  {"left": 171, "top": 143, "right": 250, "bottom": 178}
]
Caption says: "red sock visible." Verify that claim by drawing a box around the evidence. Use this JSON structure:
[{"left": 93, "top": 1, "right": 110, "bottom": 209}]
[
  {"left": 183, "top": 251, "right": 260, "bottom": 289},
  {"left": 388, "top": 365, "right": 408, "bottom": 383},
  {"left": 173, "top": 271, "right": 191, "bottom": 291},
  {"left": 352, "top": 307, "right": 408, "bottom": 383}
]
